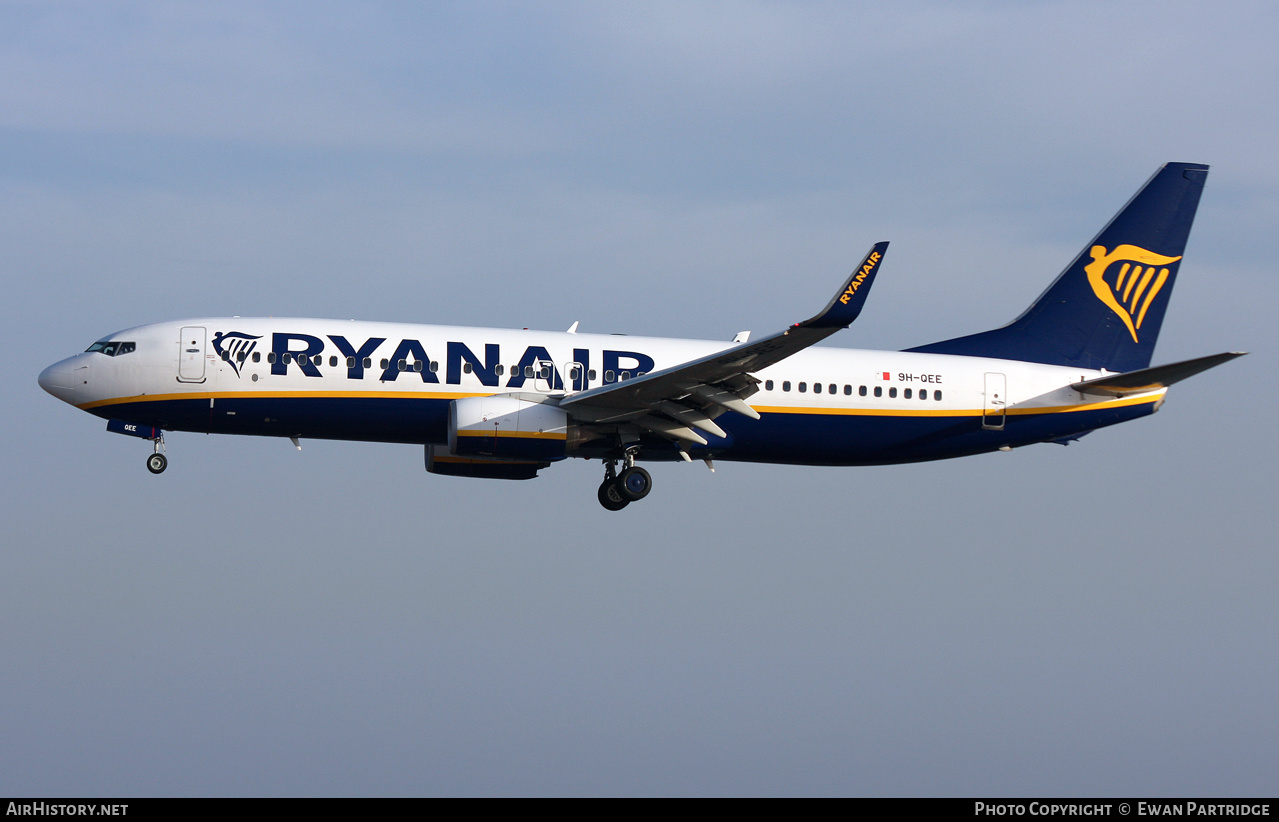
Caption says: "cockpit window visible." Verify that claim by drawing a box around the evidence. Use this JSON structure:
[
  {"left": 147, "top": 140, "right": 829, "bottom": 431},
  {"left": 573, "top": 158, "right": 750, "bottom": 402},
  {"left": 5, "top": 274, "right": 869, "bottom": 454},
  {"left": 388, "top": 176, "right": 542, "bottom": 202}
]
[{"left": 85, "top": 340, "right": 136, "bottom": 357}]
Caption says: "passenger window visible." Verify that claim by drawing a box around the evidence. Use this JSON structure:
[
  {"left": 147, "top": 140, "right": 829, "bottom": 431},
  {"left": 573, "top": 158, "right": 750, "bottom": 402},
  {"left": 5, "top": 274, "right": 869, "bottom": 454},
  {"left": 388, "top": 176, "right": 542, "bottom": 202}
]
[
  {"left": 783, "top": 381, "right": 791, "bottom": 392},
  {"left": 904, "top": 388, "right": 912, "bottom": 399},
  {"left": 588, "top": 370, "right": 597, "bottom": 380},
  {"left": 858, "top": 385, "right": 866, "bottom": 396},
  {"left": 605, "top": 370, "right": 615, "bottom": 383},
  {"left": 813, "top": 383, "right": 821, "bottom": 394},
  {"left": 934, "top": 390, "right": 942, "bottom": 401},
  {"left": 829, "top": 384, "right": 836, "bottom": 394},
  {"left": 463, "top": 362, "right": 473, "bottom": 374},
  {"left": 330, "top": 356, "right": 338, "bottom": 367},
  {"left": 920, "top": 390, "right": 927, "bottom": 401},
  {"left": 413, "top": 361, "right": 423, "bottom": 372},
  {"left": 496, "top": 364, "right": 505, "bottom": 376},
  {"left": 889, "top": 387, "right": 897, "bottom": 398},
  {"left": 798, "top": 382, "right": 807, "bottom": 393},
  {"left": 765, "top": 380, "right": 774, "bottom": 391},
  {"left": 346, "top": 357, "right": 355, "bottom": 368},
  {"left": 253, "top": 352, "right": 261, "bottom": 363},
  {"left": 397, "top": 359, "right": 407, "bottom": 371},
  {"left": 362, "top": 358, "right": 371, "bottom": 368},
  {"left": 525, "top": 365, "right": 534, "bottom": 378},
  {"left": 267, "top": 352, "right": 277, "bottom": 364},
  {"left": 237, "top": 352, "right": 246, "bottom": 363},
  {"left": 873, "top": 386, "right": 882, "bottom": 397},
  {"left": 430, "top": 361, "right": 439, "bottom": 372},
  {"left": 380, "top": 359, "right": 388, "bottom": 369}
]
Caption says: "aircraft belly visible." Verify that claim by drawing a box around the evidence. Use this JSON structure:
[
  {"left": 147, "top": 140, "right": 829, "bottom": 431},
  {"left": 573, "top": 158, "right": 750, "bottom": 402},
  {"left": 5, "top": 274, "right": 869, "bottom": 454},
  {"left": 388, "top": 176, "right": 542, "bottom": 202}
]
[
  {"left": 708, "top": 400, "right": 1158, "bottom": 466},
  {"left": 88, "top": 395, "right": 454, "bottom": 445}
]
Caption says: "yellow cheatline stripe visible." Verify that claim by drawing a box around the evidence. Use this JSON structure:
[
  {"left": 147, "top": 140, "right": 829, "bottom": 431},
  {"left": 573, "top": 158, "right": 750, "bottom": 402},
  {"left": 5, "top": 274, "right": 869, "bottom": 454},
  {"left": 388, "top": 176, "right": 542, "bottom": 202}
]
[
  {"left": 81, "top": 388, "right": 1164, "bottom": 419},
  {"left": 754, "top": 405, "right": 960, "bottom": 417},
  {"left": 77, "top": 389, "right": 493, "bottom": 410},
  {"left": 754, "top": 392, "right": 1163, "bottom": 418},
  {"left": 455, "top": 429, "right": 566, "bottom": 441}
]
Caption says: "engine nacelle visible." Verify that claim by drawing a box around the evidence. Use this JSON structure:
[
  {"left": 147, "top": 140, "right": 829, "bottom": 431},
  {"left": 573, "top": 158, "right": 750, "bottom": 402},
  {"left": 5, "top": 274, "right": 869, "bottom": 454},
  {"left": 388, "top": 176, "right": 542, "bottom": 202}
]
[{"left": 448, "top": 395, "right": 572, "bottom": 462}]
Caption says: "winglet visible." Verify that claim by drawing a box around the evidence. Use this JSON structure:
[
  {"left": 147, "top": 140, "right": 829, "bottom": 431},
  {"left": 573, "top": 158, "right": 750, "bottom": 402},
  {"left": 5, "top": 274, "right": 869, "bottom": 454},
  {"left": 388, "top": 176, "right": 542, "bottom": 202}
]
[{"left": 799, "top": 241, "right": 888, "bottom": 329}]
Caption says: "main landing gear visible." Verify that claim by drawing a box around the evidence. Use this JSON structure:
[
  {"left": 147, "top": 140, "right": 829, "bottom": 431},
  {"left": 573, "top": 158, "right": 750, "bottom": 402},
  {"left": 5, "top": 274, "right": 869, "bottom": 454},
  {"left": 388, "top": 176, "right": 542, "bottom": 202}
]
[{"left": 597, "top": 450, "right": 652, "bottom": 511}]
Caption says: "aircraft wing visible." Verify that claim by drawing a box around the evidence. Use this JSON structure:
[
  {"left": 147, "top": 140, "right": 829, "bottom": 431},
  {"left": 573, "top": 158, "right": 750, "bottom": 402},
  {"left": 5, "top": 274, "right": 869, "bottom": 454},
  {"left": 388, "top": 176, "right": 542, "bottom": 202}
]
[{"left": 560, "top": 242, "right": 888, "bottom": 446}]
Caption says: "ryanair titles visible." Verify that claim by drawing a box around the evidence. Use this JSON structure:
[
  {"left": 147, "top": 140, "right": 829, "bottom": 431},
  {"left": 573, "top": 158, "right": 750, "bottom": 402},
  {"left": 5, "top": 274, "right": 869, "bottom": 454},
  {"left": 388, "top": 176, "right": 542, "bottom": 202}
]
[
  {"left": 838, "top": 250, "right": 882, "bottom": 304},
  {"left": 241, "top": 331, "right": 656, "bottom": 391}
]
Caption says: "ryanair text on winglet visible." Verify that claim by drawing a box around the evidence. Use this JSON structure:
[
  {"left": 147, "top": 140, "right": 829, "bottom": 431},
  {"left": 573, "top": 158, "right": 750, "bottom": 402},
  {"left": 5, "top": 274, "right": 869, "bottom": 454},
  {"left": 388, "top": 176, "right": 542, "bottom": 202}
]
[{"left": 838, "top": 251, "right": 881, "bottom": 304}]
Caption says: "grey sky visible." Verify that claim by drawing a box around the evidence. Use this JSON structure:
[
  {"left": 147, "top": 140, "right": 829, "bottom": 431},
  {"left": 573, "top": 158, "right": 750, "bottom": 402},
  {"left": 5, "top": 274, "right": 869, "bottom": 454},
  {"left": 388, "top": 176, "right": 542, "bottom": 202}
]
[{"left": 2, "top": 1, "right": 1276, "bottom": 796}]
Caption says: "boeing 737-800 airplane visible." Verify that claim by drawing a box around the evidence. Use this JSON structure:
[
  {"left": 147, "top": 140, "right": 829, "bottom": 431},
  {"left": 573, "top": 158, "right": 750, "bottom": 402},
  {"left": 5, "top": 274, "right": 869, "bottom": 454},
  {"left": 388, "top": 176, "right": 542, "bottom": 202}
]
[{"left": 39, "top": 163, "right": 1242, "bottom": 509}]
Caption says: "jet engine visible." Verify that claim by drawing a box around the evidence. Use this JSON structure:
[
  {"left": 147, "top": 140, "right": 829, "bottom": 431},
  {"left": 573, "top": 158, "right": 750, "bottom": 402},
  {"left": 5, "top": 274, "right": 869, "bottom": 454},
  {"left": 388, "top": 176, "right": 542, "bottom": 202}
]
[{"left": 447, "top": 395, "right": 573, "bottom": 462}]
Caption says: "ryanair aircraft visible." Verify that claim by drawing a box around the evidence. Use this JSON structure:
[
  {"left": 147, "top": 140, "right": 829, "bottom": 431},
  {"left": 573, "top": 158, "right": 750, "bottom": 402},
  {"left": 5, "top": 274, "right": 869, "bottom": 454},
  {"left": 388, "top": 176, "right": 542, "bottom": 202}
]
[{"left": 39, "top": 163, "right": 1242, "bottom": 509}]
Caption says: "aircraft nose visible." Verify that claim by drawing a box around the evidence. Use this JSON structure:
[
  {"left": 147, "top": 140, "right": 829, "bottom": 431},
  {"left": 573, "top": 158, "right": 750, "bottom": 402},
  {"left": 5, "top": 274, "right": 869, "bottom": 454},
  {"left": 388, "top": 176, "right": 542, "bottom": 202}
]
[{"left": 38, "top": 359, "right": 77, "bottom": 403}]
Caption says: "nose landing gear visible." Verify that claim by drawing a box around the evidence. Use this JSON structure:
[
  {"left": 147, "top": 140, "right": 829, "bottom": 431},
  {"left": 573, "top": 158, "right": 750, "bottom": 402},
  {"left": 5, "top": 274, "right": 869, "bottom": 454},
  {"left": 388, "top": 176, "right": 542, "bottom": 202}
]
[
  {"left": 106, "top": 419, "right": 169, "bottom": 474},
  {"left": 146, "top": 433, "right": 167, "bottom": 474},
  {"left": 146, "top": 452, "right": 168, "bottom": 474}
]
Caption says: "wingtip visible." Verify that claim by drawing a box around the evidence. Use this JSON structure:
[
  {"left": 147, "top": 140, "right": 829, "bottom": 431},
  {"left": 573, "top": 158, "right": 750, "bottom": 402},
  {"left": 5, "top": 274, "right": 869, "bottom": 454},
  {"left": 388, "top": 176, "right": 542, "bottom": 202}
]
[{"left": 800, "top": 241, "right": 888, "bottom": 329}]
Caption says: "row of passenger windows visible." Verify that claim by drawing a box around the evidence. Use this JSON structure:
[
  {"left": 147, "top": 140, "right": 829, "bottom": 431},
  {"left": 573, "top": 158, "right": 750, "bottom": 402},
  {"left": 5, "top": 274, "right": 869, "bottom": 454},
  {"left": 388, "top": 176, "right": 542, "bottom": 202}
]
[
  {"left": 764, "top": 379, "right": 942, "bottom": 401},
  {"left": 216, "top": 349, "right": 939, "bottom": 399}
]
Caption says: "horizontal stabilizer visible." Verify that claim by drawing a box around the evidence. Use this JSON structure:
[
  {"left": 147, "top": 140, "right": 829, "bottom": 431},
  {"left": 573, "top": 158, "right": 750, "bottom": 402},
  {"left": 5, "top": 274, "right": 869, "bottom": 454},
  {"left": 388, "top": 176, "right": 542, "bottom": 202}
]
[{"left": 1072, "top": 352, "right": 1245, "bottom": 395}]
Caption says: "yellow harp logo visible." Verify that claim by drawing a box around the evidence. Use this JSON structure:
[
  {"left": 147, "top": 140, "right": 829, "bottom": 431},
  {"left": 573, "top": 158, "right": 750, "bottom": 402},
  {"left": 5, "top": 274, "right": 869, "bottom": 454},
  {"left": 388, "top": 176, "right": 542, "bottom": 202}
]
[{"left": 1084, "top": 244, "right": 1181, "bottom": 343}]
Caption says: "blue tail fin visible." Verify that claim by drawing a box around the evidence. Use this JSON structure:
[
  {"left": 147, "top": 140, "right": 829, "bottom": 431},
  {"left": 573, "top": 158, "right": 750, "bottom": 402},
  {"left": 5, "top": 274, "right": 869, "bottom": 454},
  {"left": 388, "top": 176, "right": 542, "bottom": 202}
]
[{"left": 906, "top": 162, "right": 1208, "bottom": 372}]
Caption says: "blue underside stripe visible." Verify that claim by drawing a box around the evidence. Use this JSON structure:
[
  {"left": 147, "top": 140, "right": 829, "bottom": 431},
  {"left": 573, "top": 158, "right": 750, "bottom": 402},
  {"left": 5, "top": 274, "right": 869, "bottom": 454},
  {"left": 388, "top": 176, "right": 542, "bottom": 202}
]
[{"left": 93, "top": 395, "right": 1157, "bottom": 465}]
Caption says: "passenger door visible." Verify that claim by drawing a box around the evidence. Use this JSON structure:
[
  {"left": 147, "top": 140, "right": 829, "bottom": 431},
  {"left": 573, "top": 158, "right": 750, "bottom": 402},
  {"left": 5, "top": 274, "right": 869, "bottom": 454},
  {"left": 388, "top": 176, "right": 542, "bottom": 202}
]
[{"left": 178, "top": 326, "right": 207, "bottom": 383}]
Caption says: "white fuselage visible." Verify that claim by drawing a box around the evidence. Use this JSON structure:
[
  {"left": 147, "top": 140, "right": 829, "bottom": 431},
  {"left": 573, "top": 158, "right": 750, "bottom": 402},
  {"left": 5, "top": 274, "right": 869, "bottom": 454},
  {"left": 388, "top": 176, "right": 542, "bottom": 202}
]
[{"left": 40, "top": 317, "right": 1164, "bottom": 467}]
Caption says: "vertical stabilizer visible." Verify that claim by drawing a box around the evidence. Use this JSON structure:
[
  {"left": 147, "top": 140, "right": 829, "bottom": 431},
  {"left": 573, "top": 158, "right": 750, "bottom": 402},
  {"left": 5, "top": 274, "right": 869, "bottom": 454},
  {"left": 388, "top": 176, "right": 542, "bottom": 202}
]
[{"left": 907, "top": 163, "right": 1208, "bottom": 372}]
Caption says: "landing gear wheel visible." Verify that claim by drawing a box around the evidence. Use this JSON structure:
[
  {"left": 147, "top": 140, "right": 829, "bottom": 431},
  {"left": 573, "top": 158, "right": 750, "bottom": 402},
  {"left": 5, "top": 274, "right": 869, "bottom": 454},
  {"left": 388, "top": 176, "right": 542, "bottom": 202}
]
[
  {"left": 598, "top": 478, "right": 629, "bottom": 511},
  {"left": 616, "top": 466, "right": 652, "bottom": 501},
  {"left": 146, "top": 453, "right": 168, "bottom": 474}
]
